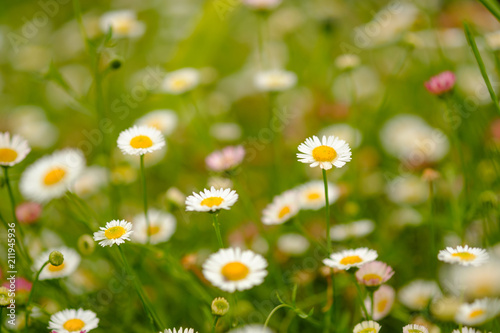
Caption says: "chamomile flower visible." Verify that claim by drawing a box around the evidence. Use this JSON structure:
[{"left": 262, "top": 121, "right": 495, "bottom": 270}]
[
  {"left": 398, "top": 280, "right": 441, "bottom": 311},
  {"left": 34, "top": 247, "right": 80, "bottom": 281},
  {"left": 185, "top": 187, "right": 238, "bottom": 212},
  {"left": 323, "top": 248, "right": 378, "bottom": 270},
  {"left": 131, "top": 209, "right": 176, "bottom": 245},
  {"left": 254, "top": 69, "right": 297, "bottom": 92},
  {"left": 19, "top": 149, "right": 85, "bottom": 203},
  {"left": 365, "top": 285, "right": 395, "bottom": 320},
  {"left": 455, "top": 298, "right": 500, "bottom": 326},
  {"left": 161, "top": 68, "right": 200, "bottom": 95},
  {"left": 162, "top": 328, "right": 198, "bottom": 333},
  {"left": 452, "top": 327, "right": 485, "bottom": 333},
  {"left": 117, "top": 125, "right": 165, "bottom": 156},
  {"left": 438, "top": 245, "right": 489, "bottom": 267},
  {"left": 93, "top": 220, "right": 133, "bottom": 247},
  {"left": 48, "top": 308, "right": 99, "bottom": 333},
  {"left": 228, "top": 325, "right": 274, "bottom": 333},
  {"left": 0, "top": 132, "right": 30, "bottom": 167},
  {"left": 353, "top": 320, "right": 381, "bottom": 333},
  {"left": 202, "top": 247, "right": 268, "bottom": 293},
  {"left": 99, "top": 10, "right": 145, "bottom": 38},
  {"left": 402, "top": 324, "right": 428, "bottom": 333},
  {"left": 297, "top": 135, "right": 352, "bottom": 170},
  {"left": 296, "top": 180, "right": 340, "bottom": 210},
  {"left": 356, "top": 261, "right": 395, "bottom": 287},
  {"left": 135, "top": 109, "right": 178, "bottom": 136},
  {"left": 261, "top": 190, "right": 300, "bottom": 225}
]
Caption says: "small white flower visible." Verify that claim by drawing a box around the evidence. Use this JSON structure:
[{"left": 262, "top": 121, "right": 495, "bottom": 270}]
[
  {"left": 34, "top": 247, "right": 81, "bottom": 281},
  {"left": 398, "top": 279, "right": 441, "bottom": 311},
  {"left": 228, "top": 325, "right": 274, "bottom": 333},
  {"left": 162, "top": 328, "right": 198, "bottom": 333},
  {"left": 0, "top": 132, "right": 30, "bottom": 167},
  {"left": 254, "top": 69, "right": 297, "bottom": 92},
  {"left": 202, "top": 248, "right": 268, "bottom": 293},
  {"left": 323, "top": 248, "right": 378, "bottom": 270},
  {"left": 353, "top": 320, "right": 381, "bottom": 333},
  {"left": 335, "top": 54, "right": 361, "bottom": 71},
  {"left": 297, "top": 135, "right": 352, "bottom": 170},
  {"left": 117, "top": 125, "right": 165, "bottom": 156},
  {"left": 161, "top": 68, "right": 200, "bottom": 95},
  {"left": 455, "top": 298, "right": 500, "bottom": 326},
  {"left": 330, "top": 219, "right": 375, "bottom": 242},
  {"left": 48, "top": 308, "right": 99, "bottom": 333},
  {"left": 296, "top": 180, "right": 340, "bottom": 210},
  {"left": 402, "top": 324, "right": 428, "bottom": 333},
  {"left": 185, "top": 187, "right": 238, "bottom": 212},
  {"left": 438, "top": 245, "right": 489, "bottom": 267},
  {"left": 262, "top": 190, "right": 300, "bottom": 225},
  {"left": 131, "top": 209, "right": 176, "bottom": 245},
  {"left": 93, "top": 220, "right": 133, "bottom": 247},
  {"left": 277, "top": 233, "right": 309, "bottom": 256},
  {"left": 452, "top": 327, "right": 486, "bottom": 333},
  {"left": 99, "top": 10, "right": 145, "bottom": 38},
  {"left": 135, "top": 109, "right": 178, "bottom": 136}
]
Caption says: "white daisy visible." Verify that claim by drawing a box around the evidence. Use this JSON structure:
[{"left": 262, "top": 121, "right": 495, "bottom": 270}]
[
  {"left": 117, "top": 125, "right": 165, "bottom": 156},
  {"left": 34, "top": 247, "right": 81, "bottom": 281},
  {"left": 93, "top": 220, "right": 133, "bottom": 247},
  {"left": 185, "top": 187, "right": 238, "bottom": 212},
  {"left": 202, "top": 247, "right": 268, "bottom": 293},
  {"left": 455, "top": 298, "right": 500, "bottom": 326},
  {"left": 296, "top": 180, "right": 340, "bottom": 210},
  {"left": 48, "top": 308, "right": 99, "bottom": 333},
  {"left": 228, "top": 325, "right": 274, "bottom": 333},
  {"left": 99, "top": 10, "right": 145, "bottom": 38},
  {"left": 330, "top": 219, "right": 375, "bottom": 242},
  {"left": 161, "top": 68, "right": 200, "bottom": 95},
  {"left": 162, "top": 328, "right": 198, "bottom": 333},
  {"left": 19, "top": 149, "right": 85, "bottom": 203},
  {"left": 452, "top": 328, "right": 483, "bottom": 333},
  {"left": 131, "top": 209, "right": 176, "bottom": 245},
  {"left": 297, "top": 135, "right": 352, "bottom": 170},
  {"left": 261, "top": 190, "right": 300, "bottom": 225},
  {"left": 254, "top": 69, "right": 297, "bottom": 92},
  {"left": 0, "top": 132, "right": 30, "bottom": 167},
  {"left": 353, "top": 320, "right": 381, "bottom": 333},
  {"left": 323, "top": 248, "right": 378, "bottom": 270},
  {"left": 438, "top": 245, "right": 489, "bottom": 267},
  {"left": 402, "top": 324, "right": 428, "bottom": 333},
  {"left": 135, "top": 109, "right": 178, "bottom": 136},
  {"left": 398, "top": 280, "right": 441, "bottom": 311}
]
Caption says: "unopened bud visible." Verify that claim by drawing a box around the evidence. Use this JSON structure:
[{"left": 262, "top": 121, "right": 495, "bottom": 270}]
[
  {"left": 211, "top": 297, "right": 229, "bottom": 316},
  {"left": 0, "top": 287, "right": 12, "bottom": 307},
  {"left": 78, "top": 234, "right": 95, "bottom": 255},
  {"left": 49, "top": 251, "right": 64, "bottom": 267},
  {"left": 422, "top": 168, "right": 440, "bottom": 182}
]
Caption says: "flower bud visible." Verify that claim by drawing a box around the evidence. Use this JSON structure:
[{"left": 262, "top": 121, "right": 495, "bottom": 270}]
[
  {"left": 211, "top": 297, "right": 229, "bottom": 316},
  {"left": 49, "top": 251, "right": 64, "bottom": 266},
  {"left": 0, "top": 287, "right": 12, "bottom": 307},
  {"left": 78, "top": 234, "right": 95, "bottom": 255}
]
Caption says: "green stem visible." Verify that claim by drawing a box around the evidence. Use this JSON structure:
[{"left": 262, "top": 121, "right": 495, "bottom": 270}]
[
  {"left": 352, "top": 274, "right": 369, "bottom": 320},
  {"left": 211, "top": 316, "right": 219, "bottom": 333},
  {"left": 322, "top": 169, "right": 331, "bottom": 253},
  {"left": 264, "top": 304, "right": 289, "bottom": 329},
  {"left": 369, "top": 290, "right": 374, "bottom": 320},
  {"left": 211, "top": 213, "right": 224, "bottom": 248},
  {"left": 140, "top": 155, "right": 151, "bottom": 245},
  {"left": 24, "top": 261, "right": 49, "bottom": 332}
]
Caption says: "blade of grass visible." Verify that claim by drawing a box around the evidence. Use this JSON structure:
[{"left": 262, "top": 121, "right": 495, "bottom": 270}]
[
  {"left": 477, "top": 0, "right": 500, "bottom": 22},
  {"left": 464, "top": 22, "right": 500, "bottom": 115}
]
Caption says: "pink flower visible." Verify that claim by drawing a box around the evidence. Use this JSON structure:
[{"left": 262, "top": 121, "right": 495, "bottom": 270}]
[
  {"left": 355, "top": 261, "right": 394, "bottom": 287},
  {"left": 205, "top": 145, "right": 245, "bottom": 172},
  {"left": 364, "top": 285, "right": 395, "bottom": 320},
  {"left": 15, "top": 202, "right": 42, "bottom": 224},
  {"left": 424, "top": 71, "right": 456, "bottom": 95}
]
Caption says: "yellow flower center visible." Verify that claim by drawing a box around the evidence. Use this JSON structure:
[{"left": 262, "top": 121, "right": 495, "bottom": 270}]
[
  {"left": 47, "top": 263, "right": 66, "bottom": 272},
  {"left": 201, "top": 197, "right": 224, "bottom": 208},
  {"left": 43, "top": 167, "right": 66, "bottom": 186},
  {"left": 113, "top": 19, "right": 132, "bottom": 34},
  {"left": 221, "top": 262, "right": 250, "bottom": 281},
  {"left": 278, "top": 206, "right": 291, "bottom": 219},
  {"left": 148, "top": 120, "right": 162, "bottom": 130},
  {"left": 452, "top": 252, "right": 476, "bottom": 261},
  {"left": 340, "top": 255, "right": 363, "bottom": 266},
  {"left": 63, "top": 318, "right": 85, "bottom": 332},
  {"left": 307, "top": 192, "right": 321, "bottom": 200},
  {"left": 105, "top": 226, "right": 126, "bottom": 239},
  {"left": 130, "top": 135, "right": 153, "bottom": 149},
  {"left": 408, "top": 330, "right": 423, "bottom": 333},
  {"left": 312, "top": 145, "right": 337, "bottom": 162},
  {"left": 362, "top": 273, "right": 382, "bottom": 284},
  {"left": 147, "top": 225, "right": 161, "bottom": 236},
  {"left": 358, "top": 328, "right": 377, "bottom": 333},
  {"left": 172, "top": 78, "right": 188, "bottom": 90},
  {"left": 377, "top": 298, "right": 388, "bottom": 312},
  {"left": 469, "top": 309, "right": 485, "bottom": 319},
  {"left": 0, "top": 148, "right": 18, "bottom": 163}
]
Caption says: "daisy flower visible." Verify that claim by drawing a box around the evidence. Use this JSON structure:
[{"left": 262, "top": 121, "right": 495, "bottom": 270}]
[
  {"left": 353, "top": 320, "right": 381, "bottom": 333},
  {"left": 402, "top": 324, "right": 428, "bottom": 333},
  {"left": 228, "top": 325, "right": 274, "bottom": 333},
  {"left": 33, "top": 247, "right": 80, "bottom": 281},
  {"left": 277, "top": 233, "right": 310, "bottom": 256},
  {"left": 99, "top": 10, "right": 145, "bottom": 38},
  {"left": 297, "top": 135, "right": 352, "bottom": 170},
  {"left": 202, "top": 248, "right": 268, "bottom": 293},
  {"left": 356, "top": 261, "right": 394, "bottom": 287},
  {"left": 398, "top": 279, "right": 441, "bottom": 311},
  {"left": 323, "top": 248, "right": 378, "bottom": 271},
  {"left": 424, "top": 71, "right": 456, "bottom": 95},
  {"left": 131, "top": 209, "right": 176, "bottom": 245},
  {"left": 335, "top": 54, "right": 361, "bottom": 71},
  {"left": 330, "top": 219, "right": 375, "bottom": 241},
  {"left": 438, "top": 245, "right": 489, "bottom": 267},
  {"left": 205, "top": 145, "right": 245, "bottom": 172},
  {"left": 135, "top": 109, "right": 178, "bottom": 136},
  {"left": 93, "top": 220, "right": 133, "bottom": 247},
  {"left": 185, "top": 187, "right": 238, "bottom": 212},
  {"left": 254, "top": 69, "right": 297, "bottom": 92},
  {"left": 162, "top": 328, "right": 198, "bottom": 333},
  {"left": 161, "top": 68, "right": 200, "bottom": 95},
  {"left": 19, "top": 149, "right": 85, "bottom": 203},
  {"left": 261, "top": 190, "right": 300, "bottom": 225},
  {"left": 117, "top": 125, "right": 165, "bottom": 156},
  {"left": 365, "top": 285, "right": 395, "bottom": 320},
  {"left": 455, "top": 298, "right": 500, "bottom": 326},
  {"left": 296, "top": 180, "right": 340, "bottom": 210},
  {"left": 0, "top": 132, "right": 30, "bottom": 167},
  {"left": 48, "top": 308, "right": 99, "bottom": 333},
  {"left": 452, "top": 327, "right": 483, "bottom": 333}
]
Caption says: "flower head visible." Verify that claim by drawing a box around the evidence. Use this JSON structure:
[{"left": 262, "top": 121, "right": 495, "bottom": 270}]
[
  {"left": 131, "top": 209, "right": 176, "bottom": 245},
  {"left": 93, "top": 220, "right": 133, "bottom": 247},
  {"left": 254, "top": 69, "right": 297, "bottom": 92},
  {"left": 206, "top": 145, "right": 245, "bottom": 172},
  {"left": 0, "top": 132, "right": 30, "bottom": 167},
  {"left": 353, "top": 320, "right": 381, "bottom": 333},
  {"left": 161, "top": 68, "right": 200, "bottom": 95},
  {"left": 15, "top": 202, "right": 42, "bottom": 224},
  {"left": 296, "top": 180, "right": 340, "bottom": 210},
  {"left": 330, "top": 219, "right": 375, "bottom": 242},
  {"left": 117, "top": 125, "right": 165, "bottom": 156},
  {"left": 356, "top": 261, "right": 394, "bottom": 287},
  {"left": 228, "top": 325, "right": 274, "bottom": 333},
  {"left": 48, "top": 308, "right": 99, "bottom": 333},
  {"left": 135, "top": 110, "right": 178, "bottom": 136},
  {"left": 211, "top": 297, "right": 230, "bottom": 316},
  {"left": 323, "top": 248, "right": 378, "bottom": 270},
  {"left": 438, "top": 245, "right": 489, "bottom": 267},
  {"left": 185, "top": 187, "right": 238, "bottom": 212},
  {"left": 99, "top": 10, "right": 145, "bottom": 38},
  {"left": 365, "top": 285, "right": 395, "bottom": 320},
  {"left": 34, "top": 247, "right": 80, "bottom": 281},
  {"left": 262, "top": 190, "right": 300, "bottom": 225},
  {"left": 455, "top": 298, "right": 500, "bottom": 326},
  {"left": 424, "top": 71, "right": 456, "bottom": 95},
  {"left": 297, "top": 135, "right": 352, "bottom": 170},
  {"left": 398, "top": 279, "right": 441, "bottom": 311},
  {"left": 452, "top": 327, "right": 487, "bottom": 333},
  {"left": 402, "top": 324, "right": 428, "bottom": 333},
  {"left": 162, "top": 329, "right": 198, "bottom": 333}
]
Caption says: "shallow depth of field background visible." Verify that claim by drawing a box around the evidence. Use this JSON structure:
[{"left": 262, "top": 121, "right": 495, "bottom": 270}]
[{"left": 1, "top": 0, "right": 500, "bottom": 332}]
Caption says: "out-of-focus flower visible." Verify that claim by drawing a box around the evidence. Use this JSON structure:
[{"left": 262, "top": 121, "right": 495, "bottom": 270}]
[
  {"left": 364, "top": 285, "right": 395, "bottom": 320},
  {"left": 206, "top": 146, "right": 245, "bottom": 172},
  {"left": 353, "top": 321, "right": 381, "bottom": 333},
  {"left": 486, "top": 30, "right": 500, "bottom": 50},
  {"left": 242, "top": 0, "right": 282, "bottom": 11},
  {"left": 296, "top": 180, "right": 340, "bottom": 210},
  {"left": 77, "top": 234, "right": 95, "bottom": 256},
  {"left": 165, "top": 187, "right": 185, "bottom": 207},
  {"left": 228, "top": 325, "right": 274, "bottom": 333},
  {"left": 277, "top": 233, "right": 309, "bottom": 256},
  {"left": 386, "top": 175, "right": 429, "bottom": 206},
  {"left": 34, "top": 247, "right": 80, "bottom": 281},
  {"left": 455, "top": 298, "right": 500, "bottom": 326},
  {"left": 72, "top": 166, "right": 109, "bottom": 198},
  {"left": 355, "top": 261, "right": 394, "bottom": 287},
  {"left": 111, "top": 165, "right": 137, "bottom": 184},
  {"left": 117, "top": 125, "right": 165, "bottom": 156},
  {"left": 161, "top": 68, "right": 200, "bottom": 95},
  {"left": 398, "top": 280, "right": 441, "bottom": 311},
  {"left": 20, "top": 149, "right": 86, "bottom": 203},
  {"left": 185, "top": 187, "right": 238, "bottom": 212},
  {"left": 323, "top": 248, "right": 378, "bottom": 270},
  {"left": 131, "top": 209, "right": 176, "bottom": 245},
  {"left": 93, "top": 220, "right": 133, "bottom": 247},
  {"left": 2, "top": 278, "right": 31, "bottom": 304},
  {"left": 335, "top": 54, "right": 361, "bottom": 71},
  {"left": 319, "top": 124, "right": 362, "bottom": 149},
  {"left": 424, "top": 71, "right": 456, "bottom": 95},
  {"left": 0, "top": 132, "right": 30, "bottom": 167},
  {"left": 447, "top": 261, "right": 500, "bottom": 299},
  {"left": 99, "top": 10, "right": 145, "bottom": 38},
  {"left": 211, "top": 297, "right": 229, "bottom": 316},
  {"left": 438, "top": 245, "right": 489, "bottom": 267},
  {"left": 452, "top": 327, "right": 486, "bottom": 333},
  {"left": 402, "top": 324, "right": 428, "bottom": 333},
  {"left": 261, "top": 190, "right": 299, "bottom": 225},
  {"left": 135, "top": 110, "right": 178, "bottom": 136},
  {"left": 430, "top": 296, "right": 461, "bottom": 322},
  {"left": 202, "top": 248, "right": 268, "bottom": 293},
  {"left": 210, "top": 123, "right": 242, "bottom": 142},
  {"left": 162, "top": 329, "right": 198, "bottom": 333},
  {"left": 0, "top": 287, "right": 13, "bottom": 307},
  {"left": 8, "top": 106, "right": 59, "bottom": 149},
  {"left": 48, "top": 308, "right": 99, "bottom": 333},
  {"left": 297, "top": 135, "right": 352, "bottom": 170},
  {"left": 207, "top": 176, "right": 233, "bottom": 190},
  {"left": 16, "top": 202, "right": 42, "bottom": 224},
  {"left": 330, "top": 219, "right": 375, "bottom": 241},
  {"left": 254, "top": 69, "right": 297, "bottom": 92}
]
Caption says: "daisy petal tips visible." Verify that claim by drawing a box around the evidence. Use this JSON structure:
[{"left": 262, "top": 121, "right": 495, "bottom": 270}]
[{"left": 297, "top": 135, "right": 352, "bottom": 170}]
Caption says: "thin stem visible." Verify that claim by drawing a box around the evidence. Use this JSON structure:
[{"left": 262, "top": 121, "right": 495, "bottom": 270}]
[
  {"left": 352, "top": 274, "right": 370, "bottom": 320},
  {"left": 369, "top": 290, "right": 375, "bottom": 320},
  {"left": 140, "top": 155, "right": 151, "bottom": 244},
  {"left": 24, "top": 261, "right": 49, "bottom": 332},
  {"left": 0, "top": 307, "right": 2, "bottom": 333},
  {"left": 211, "top": 316, "right": 219, "bottom": 333},
  {"left": 264, "top": 304, "right": 289, "bottom": 329},
  {"left": 322, "top": 169, "right": 331, "bottom": 254},
  {"left": 211, "top": 213, "right": 224, "bottom": 248}
]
